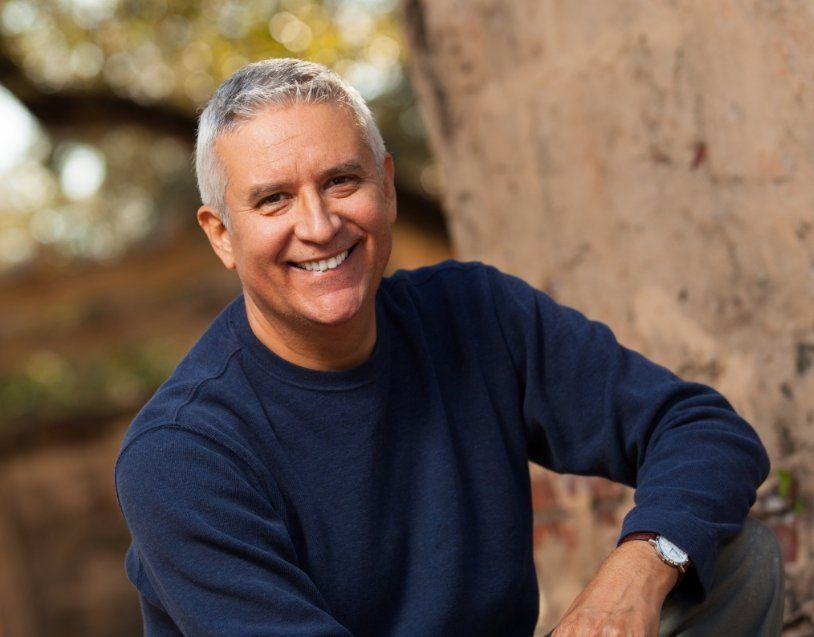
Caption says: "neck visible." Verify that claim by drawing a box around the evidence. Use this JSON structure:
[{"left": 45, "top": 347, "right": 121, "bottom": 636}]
[{"left": 244, "top": 296, "right": 377, "bottom": 371}]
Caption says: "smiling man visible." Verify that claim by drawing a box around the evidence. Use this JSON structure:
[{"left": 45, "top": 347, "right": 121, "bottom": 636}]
[
  {"left": 198, "top": 99, "right": 396, "bottom": 370},
  {"left": 115, "top": 59, "right": 783, "bottom": 637}
]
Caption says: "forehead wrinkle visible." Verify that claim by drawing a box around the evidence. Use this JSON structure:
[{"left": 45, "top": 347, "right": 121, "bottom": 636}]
[
  {"left": 218, "top": 136, "right": 299, "bottom": 199},
  {"left": 221, "top": 114, "right": 306, "bottom": 167}
]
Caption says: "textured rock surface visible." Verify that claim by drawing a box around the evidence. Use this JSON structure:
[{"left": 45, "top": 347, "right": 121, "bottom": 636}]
[{"left": 403, "top": 0, "right": 813, "bottom": 632}]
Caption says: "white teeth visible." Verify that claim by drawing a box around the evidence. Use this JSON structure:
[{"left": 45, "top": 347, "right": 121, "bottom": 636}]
[{"left": 297, "top": 249, "right": 349, "bottom": 272}]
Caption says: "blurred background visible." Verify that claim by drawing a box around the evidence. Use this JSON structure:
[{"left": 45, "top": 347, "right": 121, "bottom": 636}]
[
  {"left": 1, "top": 0, "right": 812, "bottom": 635},
  {"left": 0, "top": 1, "right": 450, "bottom": 635}
]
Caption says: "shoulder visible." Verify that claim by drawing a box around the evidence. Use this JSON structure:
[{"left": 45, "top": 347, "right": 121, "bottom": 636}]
[
  {"left": 375, "top": 260, "right": 535, "bottom": 354},
  {"left": 384, "top": 259, "right": 488, "bottom": 288},
  {"left": 379, "top": 259, "right": 554, "bottom": 318},
  {"left": 379, "top": 259, "right": 501, "bottom": 308},
  {"left": 118, "top": 297, "right": 261, "bottom": 468},
  {"left": 382, "top": 259, "right": 543, "bottom": 297}
]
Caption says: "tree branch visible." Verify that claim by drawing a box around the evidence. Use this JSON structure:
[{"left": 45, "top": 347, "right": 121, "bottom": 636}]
[{"left": 0, "top": 45, "right": 196, "bottom": 139}]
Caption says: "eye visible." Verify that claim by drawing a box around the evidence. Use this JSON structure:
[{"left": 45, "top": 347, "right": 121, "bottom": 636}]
[
  {"left": 326, "top": 174, "right": 359, "bottom": 191},
  {"left": 257, "top": 192, "right": 289, "bottom": 212}
]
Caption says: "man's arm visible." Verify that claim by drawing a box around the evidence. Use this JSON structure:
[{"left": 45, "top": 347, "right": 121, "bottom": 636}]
[
  {"left": 483, "top": 266, "right": 770, "bottom": 629},
  {"left": 116, "top": 426, "right": 353, "bottom": 637}
]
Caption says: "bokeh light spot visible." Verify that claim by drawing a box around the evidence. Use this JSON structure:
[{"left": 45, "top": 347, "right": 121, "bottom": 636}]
[
  {"left": 335, "top": 5, "right": 373, "bottom": 47},
  {"left": 217, "top": 2, "right": 250, "bottom": 39},
  {"left": 1, "top": 0, "right": 38, "bottom": 35},
  {"left": 4, "top": 160, "right": 57, "bottom": 210},
  {"left": 65, "top": 0, "right": 119, "bottom": 27},
  {"left": 0, "top": 85, "right": 40, "bottom": 173},
  {"left": 29, "top": 208, "right": 68, "bottom": 244},
  {"left": 57, "top": 142, "right": 107, "bottom": 201},
  {"left": 367, "top": 34, "right": 400, "bottom": 65},
  {"left": 269, "top": 12, "right": 313, "bottom": 53},
  {"left": 70, "top": 42, "right": 105, "bottom": 79},
  {"left": 335, "top": 59, "right": 398, "bottom": 100}
]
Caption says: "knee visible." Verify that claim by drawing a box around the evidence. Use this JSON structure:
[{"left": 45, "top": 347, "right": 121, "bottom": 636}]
[{"left": 717, "top": 517, "right": 784, "bottom": 601}]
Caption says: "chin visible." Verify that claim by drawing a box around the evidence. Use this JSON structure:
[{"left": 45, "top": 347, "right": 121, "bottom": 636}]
[{"left": 302, "top": 298, "right": 367, "bottom": 328}]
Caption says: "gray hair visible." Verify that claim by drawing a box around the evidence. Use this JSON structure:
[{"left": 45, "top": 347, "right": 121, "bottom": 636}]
[{"left": 194, "top": 58, "right": 387, "bottom": 227}]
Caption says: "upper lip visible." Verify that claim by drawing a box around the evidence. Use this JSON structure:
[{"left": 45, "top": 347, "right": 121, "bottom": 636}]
[{"left": 290, "top": 242, "right": 357, "bottom": 265}]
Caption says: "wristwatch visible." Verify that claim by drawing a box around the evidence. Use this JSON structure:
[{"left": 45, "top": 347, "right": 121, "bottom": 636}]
[{"left": 620, "top": 532, "right": 692, "bottom": 576}]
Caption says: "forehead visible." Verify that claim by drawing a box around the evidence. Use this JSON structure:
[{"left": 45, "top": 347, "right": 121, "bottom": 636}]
[{"left": 215, "top": 102, "right": 372, "bottom": 186}]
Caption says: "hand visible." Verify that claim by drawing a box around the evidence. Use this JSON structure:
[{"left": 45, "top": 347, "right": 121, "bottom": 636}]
[{"left": 551, "top": 540, "right": 678, "bottom": 637}]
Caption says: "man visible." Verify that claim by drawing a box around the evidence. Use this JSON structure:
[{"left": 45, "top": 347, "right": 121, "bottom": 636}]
[{"left": 116, "top": 58, "right": 783, "bottom": 636}]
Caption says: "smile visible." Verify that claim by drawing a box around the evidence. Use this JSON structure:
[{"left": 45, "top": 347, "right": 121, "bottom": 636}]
[{"left": 292, "top": 244, "right": 356, "bottom": 272}]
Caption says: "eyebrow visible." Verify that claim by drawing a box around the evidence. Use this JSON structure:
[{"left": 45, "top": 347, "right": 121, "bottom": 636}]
[{"left": 246, "top": 160, "right": 367, "bottom": 203}]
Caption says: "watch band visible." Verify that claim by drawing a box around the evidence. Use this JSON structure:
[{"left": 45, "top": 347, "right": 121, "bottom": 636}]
[
  {"left": 621, "top": 531, "right": 659, "bottom": 544},
  {"left": 619, "top": 531, "right": 691, "bottom": 581}
]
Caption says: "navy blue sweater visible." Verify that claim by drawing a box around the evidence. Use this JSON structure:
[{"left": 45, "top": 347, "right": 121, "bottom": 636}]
[{"left": 116, "top": 261, "right": 769, "bottom": 636}]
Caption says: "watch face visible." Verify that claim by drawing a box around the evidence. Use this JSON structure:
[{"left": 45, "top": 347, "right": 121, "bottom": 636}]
[{"left": 656, "top": 537, "right": 689, "bottom": 564}]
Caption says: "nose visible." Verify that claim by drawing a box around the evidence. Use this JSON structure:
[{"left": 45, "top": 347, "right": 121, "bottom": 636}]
[{"left": 293, "top": 189, "right": 341, "bottom": 244}]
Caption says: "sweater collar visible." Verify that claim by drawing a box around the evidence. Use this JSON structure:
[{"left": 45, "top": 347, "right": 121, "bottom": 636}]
[{"left": 228, "top": 295, "right": 390, "bottom": 391}]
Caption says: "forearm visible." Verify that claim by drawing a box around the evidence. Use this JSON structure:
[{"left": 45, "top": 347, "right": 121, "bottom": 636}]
[
  {"left": 618, "top": 388, "right": 769, "bottom": 598},
  {"left": 552, "top": 541, "right": 678, "bottom": 637}
]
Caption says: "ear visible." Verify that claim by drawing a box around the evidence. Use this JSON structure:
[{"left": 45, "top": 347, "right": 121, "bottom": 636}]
[
  {"left": 197, "top": 205, "right": 236, "bottom": 270},
  {"left": 382, "top": 153, "right": 397, "bottom": 224}
]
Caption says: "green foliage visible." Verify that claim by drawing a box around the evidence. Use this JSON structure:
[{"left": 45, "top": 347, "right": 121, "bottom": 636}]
[
  {"left": 777, "top": 467, "right": 793, "bottom": 499},
  {"left": 0, "top": 340, "right": 185, "bottom": 424},
  {"left": 1, "top": 0, "right": 404, "bottom": 108},
  {"left": 776, "top": 467, "right": 806, "bottom": 514}
]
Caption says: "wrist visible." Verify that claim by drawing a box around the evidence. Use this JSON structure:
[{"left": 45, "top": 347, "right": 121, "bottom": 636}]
[{"left": 611, "top": 540, "right": 679, "bottom": 601}]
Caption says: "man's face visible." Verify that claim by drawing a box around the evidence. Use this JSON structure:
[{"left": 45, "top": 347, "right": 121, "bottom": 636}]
[{"left": 200, "top": 102, "right": 396, "bottom": 335}]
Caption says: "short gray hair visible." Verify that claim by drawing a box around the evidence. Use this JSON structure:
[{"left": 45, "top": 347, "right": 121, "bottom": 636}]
[{"left": 194, "top": 58, "right": 387, "bottom": 226}]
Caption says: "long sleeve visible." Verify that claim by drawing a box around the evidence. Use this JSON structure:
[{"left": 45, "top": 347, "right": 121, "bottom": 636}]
[
  {"left": 115, "top": 425, "right": 354, "bottom": 637},
  {"left": 484, "top": 266, "right": 770, "bottom": 599}
]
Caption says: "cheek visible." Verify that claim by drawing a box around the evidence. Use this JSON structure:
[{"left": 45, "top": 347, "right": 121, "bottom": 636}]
[
  {"left": 361, "top": 199, "right": 395, "bottom": 232},
  {"left": 235, "top": 224, "right": 291, "bottom": 264}
]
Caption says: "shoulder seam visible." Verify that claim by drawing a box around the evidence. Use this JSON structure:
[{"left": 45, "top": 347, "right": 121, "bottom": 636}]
[{"left": 171, "top": 347, "right": 242, "bottom": 422}]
